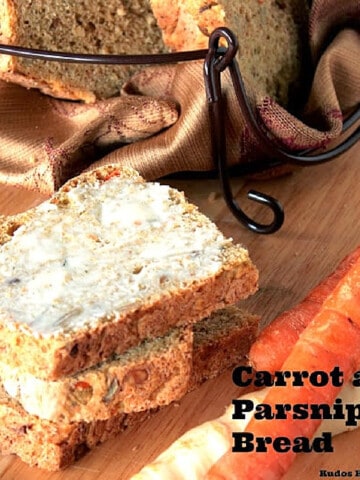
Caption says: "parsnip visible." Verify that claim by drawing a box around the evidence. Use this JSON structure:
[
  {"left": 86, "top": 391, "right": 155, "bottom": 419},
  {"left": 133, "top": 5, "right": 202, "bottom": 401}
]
[{"left": 130, "top": 389, "right": 266, "bottom": 480}]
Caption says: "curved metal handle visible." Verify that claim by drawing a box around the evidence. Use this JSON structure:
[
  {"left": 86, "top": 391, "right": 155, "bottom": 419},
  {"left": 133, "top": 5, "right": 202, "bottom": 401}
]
[
  {"left": 0, "top": 42, "right": 208, "bottom": 64},
  {"left": 219, "top": 170, "right": 285, "bottom": 235},
  {"left": 204, "top": 26, "right": 359, "bottom": 233},
  {"left": 204, "top": 27, "right": 285, "bottom": 234}
]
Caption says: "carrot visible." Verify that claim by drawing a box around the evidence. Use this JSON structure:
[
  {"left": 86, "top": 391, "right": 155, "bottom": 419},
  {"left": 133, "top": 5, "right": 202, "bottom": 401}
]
[
  {"left": 206, "top": 256, "right": 360, "bottom": 480},
  {"left": 103, "top": 169, "right": 122, "bottom": 182},
  {"left": 249, "top": 246, "right": 360, "bottom": 373},
  {"left": 131, "top": 249, "right": 360, "bottom": 480},
  {"left": 323, "top": 261, "right": 360, "bottom": 324}
]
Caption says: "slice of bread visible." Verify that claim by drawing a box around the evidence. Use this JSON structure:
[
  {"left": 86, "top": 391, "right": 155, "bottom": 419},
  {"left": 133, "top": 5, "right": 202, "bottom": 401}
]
[
  {"left": 0, "top": 326, "right": 194, "bottom": 423},
  {"left": 0, "top": 0, "right": 168, "bottom": 102},
  {"left": 0, "top": 165, "right": 258, "bottom": 380},
  {"left": 0, "top": 305, "right": 259, "bottom": 471}
]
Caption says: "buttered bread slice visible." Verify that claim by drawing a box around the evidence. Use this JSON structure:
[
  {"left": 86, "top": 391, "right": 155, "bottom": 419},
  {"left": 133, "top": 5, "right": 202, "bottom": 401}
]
[{"left": 0, "top": 166, "right": 258, "bottom": 380}]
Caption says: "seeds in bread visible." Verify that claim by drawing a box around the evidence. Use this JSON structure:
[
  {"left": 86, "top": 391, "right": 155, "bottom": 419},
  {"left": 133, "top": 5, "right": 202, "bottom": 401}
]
[
  {"left": 0, "top": 165, "right": 258, "bottom": 380},
  {"left": 0, "top": 306, "right": 259, "bottom": 423},
  {"left": 0, "top": 305, "right": 259, "bottom": 471}
]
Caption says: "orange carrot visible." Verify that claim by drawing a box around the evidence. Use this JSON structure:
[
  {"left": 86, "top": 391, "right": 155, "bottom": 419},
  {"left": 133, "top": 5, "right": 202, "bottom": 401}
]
[
  {"left": 206, "top": 256, "right": 360, "bottom": 480},
  {"left": 249, "top": 246, "right": 360, "bottom": 372}
]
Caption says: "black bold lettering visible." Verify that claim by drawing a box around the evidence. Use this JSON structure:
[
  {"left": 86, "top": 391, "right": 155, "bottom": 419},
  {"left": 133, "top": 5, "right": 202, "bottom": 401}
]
[
  {"left": 292, "top": 403, "right": 309, "bottom": 420},
  {"left": 232, "top": 399, "right": 254, "bottom": 419},
  {"left": 254, "top": 403, "right": 274, "bottom": 420},
  {"left": 254, "top": 436, "right": 272, "bottom": 452},
  {"left": 309, "top": 403, "right": 332, "bottom": 420},
  {"left": 272, "top": 436, "right": 291, "bottom": 452},
  {"left": 309, "top": 370, "right": 328, "bottom": 387},
  {"left": 232, "top": 432, "right": 254, "bottom": 452},
  {"left": 345, "top": 403, "right": 360, "bottom": 427},
  {"left": 292, "top": 436, "right": 311, "bottom": 453},
  {"left": 329, "top": 366, "right": 344, "bottom": 387},
  {"left": 272, "top": 370, "right": 291, "bottom": 386},
  {"left": 352, "top": 370, "right": 360, "bottom": 387},
  {"left": 292, "top": 370, "right": 308, "bottom": 386},
  {"left": 253, "top": 370, "right": 274, "bottom": 387},
  {"left": 333, "top": 398, "right": 346, "bottom": 420},
  {"left": 232, "top": 366, "right": 253, "bottom": 387},
  {"left": 311, "top": 432, "right": 334, "bottom": 452},
  {"left": 273, "top": 403, "right": 291, "bottom": 419}
]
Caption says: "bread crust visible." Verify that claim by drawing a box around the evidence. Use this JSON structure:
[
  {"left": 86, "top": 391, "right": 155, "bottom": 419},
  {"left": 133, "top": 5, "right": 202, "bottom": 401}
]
[{"left": 0, "top": 1, "right": 308, "bottom": 103}]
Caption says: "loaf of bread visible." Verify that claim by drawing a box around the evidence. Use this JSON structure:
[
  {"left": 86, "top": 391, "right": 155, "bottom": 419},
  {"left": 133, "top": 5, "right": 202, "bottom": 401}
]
[
  {"left": 0, "top": 165, "right": 258, "bottom": 380},
  {"left": 0, "top": 164, "right": 260, "bottom": 470},
  {"left": 0, "top": 0, "right": 309, "bottom": 104},
  {"left": 0, "top": 305, "right": 259, "bottom": 471}
]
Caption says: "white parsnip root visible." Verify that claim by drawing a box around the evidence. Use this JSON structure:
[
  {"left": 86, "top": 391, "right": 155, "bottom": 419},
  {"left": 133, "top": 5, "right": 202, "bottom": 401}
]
[{"left": 130, "top": 389, "right": 266, "bottom": 480}]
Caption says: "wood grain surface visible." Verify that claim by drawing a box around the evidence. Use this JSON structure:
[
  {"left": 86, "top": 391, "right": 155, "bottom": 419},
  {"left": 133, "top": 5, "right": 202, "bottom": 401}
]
[{"left": 0, "top": 144, "right": 359, "bottom": 479}]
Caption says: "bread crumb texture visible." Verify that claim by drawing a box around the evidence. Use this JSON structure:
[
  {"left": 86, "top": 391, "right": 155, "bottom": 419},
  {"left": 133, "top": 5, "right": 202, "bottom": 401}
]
[
  {"left": 0, "top": 0, "right": 168, "bottom": 101},
  {"left": 0, "top": 327, "right": 194, "bottom": 423}
]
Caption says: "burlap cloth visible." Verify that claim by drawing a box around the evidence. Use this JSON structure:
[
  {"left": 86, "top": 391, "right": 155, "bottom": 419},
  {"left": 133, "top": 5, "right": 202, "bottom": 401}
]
[{"left": 0, "top": 0, "right": 359, "bottom": 195}]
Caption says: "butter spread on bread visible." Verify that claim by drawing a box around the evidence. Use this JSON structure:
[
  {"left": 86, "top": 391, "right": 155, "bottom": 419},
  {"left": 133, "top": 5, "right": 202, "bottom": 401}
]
[{"left": 0, "top": 166, "right": 258, "bottom": 380}]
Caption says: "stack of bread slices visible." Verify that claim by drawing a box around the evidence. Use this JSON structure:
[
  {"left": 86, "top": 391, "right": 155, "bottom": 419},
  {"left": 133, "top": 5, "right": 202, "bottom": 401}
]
[{"left": 0, "top": 165, "right": 259, "bottom": 470}]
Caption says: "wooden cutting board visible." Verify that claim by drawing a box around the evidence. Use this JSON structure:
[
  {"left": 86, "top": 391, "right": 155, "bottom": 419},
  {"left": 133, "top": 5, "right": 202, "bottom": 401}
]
[{"left": 0, "top": 144, "right": 360, "bottom": 479}]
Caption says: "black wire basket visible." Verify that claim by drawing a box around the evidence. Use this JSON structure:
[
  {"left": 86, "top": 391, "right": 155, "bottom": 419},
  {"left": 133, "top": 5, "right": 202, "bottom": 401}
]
[{"left": 0, "top": 27, "right": 359, "bottom": 234}]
